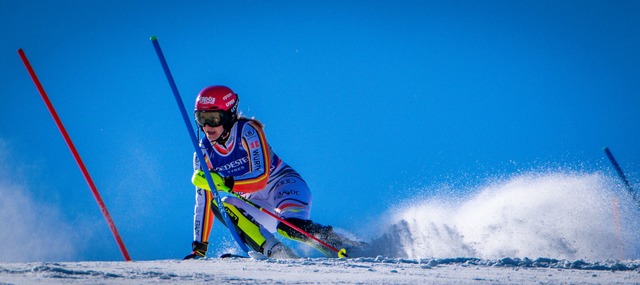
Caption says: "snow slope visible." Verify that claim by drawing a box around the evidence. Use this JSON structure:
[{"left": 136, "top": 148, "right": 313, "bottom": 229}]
[
  {"left": 2, "top": 171, "right": 639, "bottom": 284},
  {"left": 1, "top": 257, "right": 639, "bottom": 285}
]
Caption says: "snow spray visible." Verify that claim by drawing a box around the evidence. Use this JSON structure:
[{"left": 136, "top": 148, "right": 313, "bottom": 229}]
[{"left": 371, "top": 172, "right": 640, "bottom": 260}]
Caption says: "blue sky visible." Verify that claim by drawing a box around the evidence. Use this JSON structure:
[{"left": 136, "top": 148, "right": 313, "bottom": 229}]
[{"left": 1, "top": 1, "right": 639, "bottom": 261}]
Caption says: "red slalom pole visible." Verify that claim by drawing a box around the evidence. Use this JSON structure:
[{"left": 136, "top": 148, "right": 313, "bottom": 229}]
[{"left": 18, "top": 49, "right": 131, "bottom": 261}]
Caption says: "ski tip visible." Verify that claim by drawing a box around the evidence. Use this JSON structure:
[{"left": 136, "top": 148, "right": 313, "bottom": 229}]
[{"left": 150, "top": 35, "right": 157, "bottom": 41}]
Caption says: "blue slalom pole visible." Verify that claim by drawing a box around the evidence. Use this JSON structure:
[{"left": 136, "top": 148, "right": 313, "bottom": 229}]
[
  {"left": 151, "top": 36, "right": 249, "bottom": 254},
  {"left": 604, "top": 147, "right": 637, "bottom": 202}
]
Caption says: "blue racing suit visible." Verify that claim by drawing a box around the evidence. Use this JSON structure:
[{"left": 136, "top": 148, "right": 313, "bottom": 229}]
[{"left": 191, "top": 118, "right": 312, "bottom": 251}]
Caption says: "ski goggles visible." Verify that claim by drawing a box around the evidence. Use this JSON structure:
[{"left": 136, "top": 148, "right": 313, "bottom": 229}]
[{"left": 195, "top": 110, "right": 226, "bottom": 127}]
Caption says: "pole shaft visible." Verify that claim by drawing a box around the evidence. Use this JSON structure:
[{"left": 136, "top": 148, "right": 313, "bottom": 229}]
[
  {"left": 18, "top": 49, "right": 131, "bottom": 261},
  {"left": 604, "top": 147, "right": 636, "bottom": 200},
  {"left": 150, "top": 37, "right": 249, "bottom": 253}
]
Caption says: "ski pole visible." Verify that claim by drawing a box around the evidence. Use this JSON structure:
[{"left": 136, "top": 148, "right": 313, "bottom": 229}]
[
  {"left": 18, "top": 49, "right": 131, "bottom": 261},
  {"left": 231, "top": 190, "right": 347, "bottom": 257},
  {"left": 604, "top": 147, "right": 637, "bottom": 203},
  {"left": 192, "top": 171, "right": 348, "bottom": 257},
  {"left": 150, "top": 36, "right": 249, "bottom": 254}
]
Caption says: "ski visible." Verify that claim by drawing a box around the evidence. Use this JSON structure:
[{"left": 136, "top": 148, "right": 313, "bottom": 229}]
[{"left": 220, "top": 253, "right": 249, "bottom": 259}]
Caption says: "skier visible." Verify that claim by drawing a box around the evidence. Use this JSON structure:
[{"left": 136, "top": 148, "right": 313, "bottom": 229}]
[{"left": 184, "top": 85, "right": 355, "bottom": 259}]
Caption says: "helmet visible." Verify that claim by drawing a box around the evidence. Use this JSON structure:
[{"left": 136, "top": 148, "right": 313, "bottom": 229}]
[
  {"left": 194, "top": 85, "right": 239, "bottom": 129},
  {"left": 195, "top": 85, "right": 239, "bottom": 113}
]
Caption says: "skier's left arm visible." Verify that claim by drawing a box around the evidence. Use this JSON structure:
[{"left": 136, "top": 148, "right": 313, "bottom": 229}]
[{"left": 231, "top": 120, "right": 271, "bottom": 193}]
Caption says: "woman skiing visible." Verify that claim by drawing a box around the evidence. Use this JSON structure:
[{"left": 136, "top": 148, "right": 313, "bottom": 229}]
[{"left": 184, "top": 85, "right": 354, "bottom": 259}]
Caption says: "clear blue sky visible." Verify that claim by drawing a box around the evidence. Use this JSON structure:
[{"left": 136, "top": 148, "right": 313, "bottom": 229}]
[{"left": 1, "top": 1, "right": 639, "bottom": 261}]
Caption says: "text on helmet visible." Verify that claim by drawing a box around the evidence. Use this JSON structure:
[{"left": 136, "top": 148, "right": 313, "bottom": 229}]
[{"left": 198, "top": 97, "right": 215, "bottom": 104}]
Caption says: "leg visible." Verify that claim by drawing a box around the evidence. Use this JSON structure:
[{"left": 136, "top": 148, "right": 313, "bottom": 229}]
[
  {"left": 267, "top": 175, "right": 367, "bottom": 256},
  {"left": 185, "top": 189, "right": 215, "bottom": 259},
  {"left": 277, "top": 218, "right": 370, "bottom": 257},
  {"left": 266, "top": 175, "right": 341, "bottom": 255},
  {"left": 277, "top": 218, "right": 338, "bottom": 246},
  {"left": 213, "top": 196, "right": 297, "bottom": 258}
]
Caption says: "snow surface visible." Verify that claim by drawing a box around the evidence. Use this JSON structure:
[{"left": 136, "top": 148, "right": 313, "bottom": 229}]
[
  {"left": 1, "top": 257, "right": 640, "bottom": 284},
  {"left": 2, "top": 172, "right": 640, "bottom": 284}
]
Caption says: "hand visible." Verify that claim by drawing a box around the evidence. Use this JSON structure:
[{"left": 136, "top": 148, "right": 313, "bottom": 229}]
[{"left": 191, "top": 170, "right": 234, "bottom": 192}]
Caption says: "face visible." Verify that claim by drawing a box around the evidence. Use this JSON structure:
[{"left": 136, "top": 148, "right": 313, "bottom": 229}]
[
  {"left": 195, "top": 111, "right": 227, "bottom": 141},
  {"left": 202, "top": 124, "right": 225, "bottom": 141}
]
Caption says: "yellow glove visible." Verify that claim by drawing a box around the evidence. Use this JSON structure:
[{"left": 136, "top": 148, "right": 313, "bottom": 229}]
[{"left": 191, "top": 170, "right": 233, "bottom": 192}]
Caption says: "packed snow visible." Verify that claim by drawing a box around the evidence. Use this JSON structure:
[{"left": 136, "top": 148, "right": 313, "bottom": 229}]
[
  {"left": 1, "top": 256, "right": 640, "bottom": 284},
  {"left": 2, "top": 171, "right": 640, "bottom": 284}
]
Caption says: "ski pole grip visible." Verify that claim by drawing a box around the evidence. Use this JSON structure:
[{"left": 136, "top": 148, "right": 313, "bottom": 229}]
[{"left": 192, "top": 170, "right": 231, "bottom": 192}]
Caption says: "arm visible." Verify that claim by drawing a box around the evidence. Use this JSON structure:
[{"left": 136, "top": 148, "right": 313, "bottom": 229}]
[{"left": 232, "top": 120, "right": 271, "bottom": 193}]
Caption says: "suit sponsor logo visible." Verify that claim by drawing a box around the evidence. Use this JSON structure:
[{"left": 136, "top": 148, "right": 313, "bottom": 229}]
[
  {"left": 194, "top": 220, "right": 201, "bottom": 237},
  {"left": 275, "top": 189, "right": 300, "bottom": 199},
  {"left": 214, "top": 157, "right": 249, "bottom": 172},
  {"left": 275, "top": 178, "right": 297, "bottom": 188},
  {"left": 244, "top": 128, "right": 256, "bottom": 138},
  {"left": 252, "top": 149, "right": 263, "bottom": 172}
]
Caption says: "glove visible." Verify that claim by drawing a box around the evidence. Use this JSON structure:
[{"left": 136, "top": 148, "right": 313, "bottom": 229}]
[
  {"left": 183, "top": 241, "right": 208, "bottom": 260},
  {"left": 192, "top": 170, "right": 234, "bottom": 192}
]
